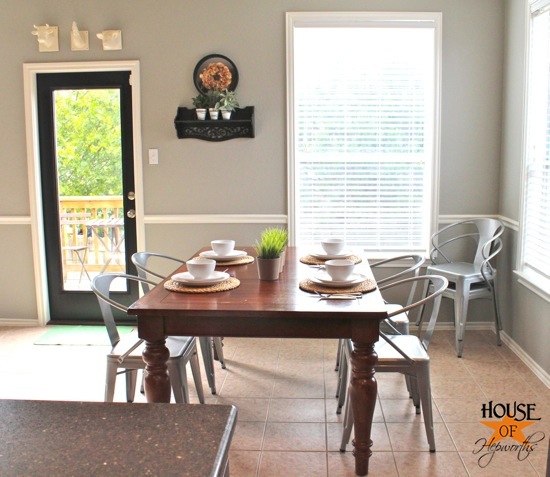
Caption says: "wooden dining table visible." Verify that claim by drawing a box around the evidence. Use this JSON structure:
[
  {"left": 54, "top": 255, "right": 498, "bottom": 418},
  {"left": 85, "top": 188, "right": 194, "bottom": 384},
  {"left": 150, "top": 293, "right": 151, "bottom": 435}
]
[{"left": 128, "top": 246, "right": 388, "bottom": 476}]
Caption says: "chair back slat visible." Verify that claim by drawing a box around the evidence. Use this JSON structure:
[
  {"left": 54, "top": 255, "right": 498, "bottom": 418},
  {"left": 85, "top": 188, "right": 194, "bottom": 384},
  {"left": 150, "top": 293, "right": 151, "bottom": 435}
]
[
  {"left": 91, "top": 273, "right": 158, "bottom": 348},
  {"left": 379, "top": 274, "right": 448, "bottom": 351},
  {"left": 430, "top": 218, "right": 504, "bottom": 271},
  {"left": 131, "top": 252, "right": 186, "bottom": 294},
  {"left": 471, "top": 218, "right": 504, "bottom": 268}
]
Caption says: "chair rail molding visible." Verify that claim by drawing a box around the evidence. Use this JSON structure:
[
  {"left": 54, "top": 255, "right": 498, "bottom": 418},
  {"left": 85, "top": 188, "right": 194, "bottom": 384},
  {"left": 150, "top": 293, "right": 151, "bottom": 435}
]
[
  {"left": 144, "top": 214, "right": 288, "bottom": 224},
  {"left": 0, "top": 216, "right": 32, "bottom": 225},
  {"left": 439, "top": 214, "right": 518, "bottom": 231},
  {"left": 2, "top": 214, "right": 517, "bottom": 228}
]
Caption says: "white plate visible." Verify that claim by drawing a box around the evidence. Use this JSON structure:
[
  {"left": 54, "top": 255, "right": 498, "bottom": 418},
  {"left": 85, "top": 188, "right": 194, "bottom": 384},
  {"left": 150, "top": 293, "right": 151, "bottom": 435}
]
[
  {"left": 311, "top": 271, "right": 367, "bottom": 288},
  {"left": 199, "top": 250, "right": 247, "bottom": 261},
  {"left": 309, "top": 249, "right": 354, "bottom": 260},
  {"left": 171, "top": 271, "right": 230, "bottom": 287}
]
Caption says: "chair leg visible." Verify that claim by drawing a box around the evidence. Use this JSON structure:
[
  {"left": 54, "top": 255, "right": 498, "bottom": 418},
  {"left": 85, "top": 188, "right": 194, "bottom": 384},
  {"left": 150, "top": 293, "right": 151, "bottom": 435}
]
[
  {"left": 340, "top": 388, "right": 354, "bottom": 452},
  {"left": 190, "top": 352, "right": 206, "bottom": 404},
  {"left": 104, "top": 361, "right": 118, "bottom": 402},
  {"left": 454, "top": 280, "right": 471, "bottom": 358},
  {"left": 417, "top": 363, "right": 436, "bottom": 452},
  {"left": 336, "top": 349, "right": 348, "bottom": 414},
  {"left": 125, "top": 369, "right": 138, "bottom": 402},
  {"left": 213, "top": 337, "right": 226, "bottom": 369},
  {"left": 169, "top": 360, "right": 189, "bottom": 404},
  {"left": 491, "top": 277, "right": 502, "bottom": 346},
  {"left": 335, "top": 341, "right": 344, "bottom": 398},
  {"left": 199, "top": 337, "right": 217, "bottom": 394},
  {"left": 75, "top": 248, "right": 91, "bottom": 283},
  {"left": 335, "top": 338, "right": 342, "bottom": 371},
  {"left": 405, "top": 375, "right": 420, "bottom": 413}
]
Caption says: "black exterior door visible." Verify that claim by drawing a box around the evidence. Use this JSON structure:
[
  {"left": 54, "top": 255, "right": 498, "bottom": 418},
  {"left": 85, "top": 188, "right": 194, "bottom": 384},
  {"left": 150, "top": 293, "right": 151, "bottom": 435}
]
[{"left": 37, "top": 71, "right": 138, "bottom": 323}]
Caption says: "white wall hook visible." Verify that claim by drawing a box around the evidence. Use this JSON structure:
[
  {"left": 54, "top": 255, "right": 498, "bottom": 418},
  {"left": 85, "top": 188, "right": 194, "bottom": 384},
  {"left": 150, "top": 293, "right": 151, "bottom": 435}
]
[
  {"left": 71, "top": 21, "right": 89, "bottom": 51},
  {"left": 96, "top": 30, "right": 122, "bottom": 50},
  {"left": 31, "top": 24, "right": 59, "bottom": 52}
]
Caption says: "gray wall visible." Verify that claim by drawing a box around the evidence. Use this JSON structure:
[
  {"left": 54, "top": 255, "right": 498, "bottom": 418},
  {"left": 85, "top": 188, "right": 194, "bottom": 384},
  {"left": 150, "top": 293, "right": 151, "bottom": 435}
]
[
  {"left": 500, "top": 0, "right": 550, "bottom": 374},
  {"left": 0, "top": 1, "right": 547, "bottom": 374}
]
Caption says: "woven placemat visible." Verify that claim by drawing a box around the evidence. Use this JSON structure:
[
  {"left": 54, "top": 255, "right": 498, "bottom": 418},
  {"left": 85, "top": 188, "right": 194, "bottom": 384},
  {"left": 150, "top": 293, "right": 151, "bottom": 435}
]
[
  {"left": 299, "top": 278, "right": 377, "bottom": 295},
  {"left": 191, "top": 255, "right": 255, "bottom": 266},
  {"left": 300, "top": 255, "right": 363, "bottom": 266},
  {"left": 164, "top": 277, "right": 240, "bottom": 293}
]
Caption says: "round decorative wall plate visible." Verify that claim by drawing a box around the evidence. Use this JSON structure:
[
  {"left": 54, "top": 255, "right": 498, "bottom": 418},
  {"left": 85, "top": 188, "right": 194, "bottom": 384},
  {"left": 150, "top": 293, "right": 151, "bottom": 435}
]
[{"left": 193, "top": 54, "right": 239, "bottom": 93}]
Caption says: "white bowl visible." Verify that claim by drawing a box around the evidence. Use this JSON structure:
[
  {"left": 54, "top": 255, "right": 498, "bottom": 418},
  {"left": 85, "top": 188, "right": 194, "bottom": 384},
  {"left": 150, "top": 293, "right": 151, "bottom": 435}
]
[
  {"left": 186, "top": 258, "right": 216, "bottom": 279},
  {"left": 321, "top": 238, "right": 345, "bottom": 255},
  {"left": 211, "top": 239, "right": 235, "bottom": 256},
  {"left": 324, "top": 259, "right": 355, "bottom": 281}
]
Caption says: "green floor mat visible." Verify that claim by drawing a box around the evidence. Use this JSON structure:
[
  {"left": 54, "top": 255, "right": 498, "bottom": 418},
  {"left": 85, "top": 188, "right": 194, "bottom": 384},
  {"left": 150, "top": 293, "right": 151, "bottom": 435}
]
[{"left": 34, "top": 325, "right": 134, "bottom": 346}]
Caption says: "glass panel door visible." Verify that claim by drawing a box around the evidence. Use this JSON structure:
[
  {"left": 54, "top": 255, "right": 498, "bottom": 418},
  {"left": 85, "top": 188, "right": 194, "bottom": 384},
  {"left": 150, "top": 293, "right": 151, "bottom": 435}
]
[
  {"left": 37, "top": 71, "right": 138, "bottom": 323},
  {"left": 55, "top": 88, "right": 125, "bottom": 291}
]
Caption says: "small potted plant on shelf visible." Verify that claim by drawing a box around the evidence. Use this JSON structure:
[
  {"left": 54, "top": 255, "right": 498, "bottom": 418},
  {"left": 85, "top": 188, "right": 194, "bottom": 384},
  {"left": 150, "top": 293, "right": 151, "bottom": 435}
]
[
  {"left": 192, "top": 94, "right": 208, "bottom": 120},
  {"left": 254, "top": 227, "right": 287, "bottom": 280},
  {"left": 215, "top": 89, "right": 239, "bottom": 120},
  {"left": 205, "top": 90, "right": 222, "bottom": 120}
]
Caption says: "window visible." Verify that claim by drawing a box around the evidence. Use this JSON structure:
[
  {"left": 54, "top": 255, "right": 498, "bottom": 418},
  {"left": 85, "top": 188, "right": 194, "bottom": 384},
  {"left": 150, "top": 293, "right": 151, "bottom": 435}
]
[
  {"left": 519, "top": 0, "right": 550, "bottom": 298},
  {"left": 286, "top": 12, "right": 442, "bottom": 255}
]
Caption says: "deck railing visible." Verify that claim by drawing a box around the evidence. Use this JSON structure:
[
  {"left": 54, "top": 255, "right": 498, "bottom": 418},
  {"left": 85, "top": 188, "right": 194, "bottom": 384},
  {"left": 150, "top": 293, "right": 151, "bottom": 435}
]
[{"left": 59, "top": 196, "right": 124, "bottom": 277}]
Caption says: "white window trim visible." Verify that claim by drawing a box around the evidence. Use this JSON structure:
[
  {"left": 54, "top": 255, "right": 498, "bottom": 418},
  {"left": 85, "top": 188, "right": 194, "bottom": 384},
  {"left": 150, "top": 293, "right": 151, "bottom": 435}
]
[
  {"left": 285, "top": 11, "right": 442, "bottom": 254},
  {"left": 516, "top": 0, "right": 550, "bottom": 302}
]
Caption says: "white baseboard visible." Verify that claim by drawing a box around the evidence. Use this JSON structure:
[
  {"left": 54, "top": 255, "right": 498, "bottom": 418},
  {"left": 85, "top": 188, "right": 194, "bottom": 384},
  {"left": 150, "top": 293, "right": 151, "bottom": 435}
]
[
  {"left": 499, "top": 331, "right": 550, "bottom": 388},
  {"left": 434, "top": 321, "right": 550, "bottom": 388},
  {"left": 0, "top": 318, "right": 41, "bottom": 327},
  {"left": 434, "top": 321, "right": 494, "bottom": 331}
]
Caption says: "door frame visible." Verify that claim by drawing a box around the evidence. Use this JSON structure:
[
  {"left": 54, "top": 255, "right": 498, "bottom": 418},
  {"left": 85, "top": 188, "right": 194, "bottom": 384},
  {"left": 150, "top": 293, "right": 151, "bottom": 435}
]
[{"left": 23, "top": 61, "right": 145, "bottom": 326}]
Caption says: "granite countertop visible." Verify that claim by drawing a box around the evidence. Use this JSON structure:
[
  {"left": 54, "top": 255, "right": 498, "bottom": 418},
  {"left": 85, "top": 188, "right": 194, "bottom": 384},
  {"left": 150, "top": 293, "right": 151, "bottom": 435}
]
[{"left": 0, "top": 400, "right": 237, "bottom": 476}]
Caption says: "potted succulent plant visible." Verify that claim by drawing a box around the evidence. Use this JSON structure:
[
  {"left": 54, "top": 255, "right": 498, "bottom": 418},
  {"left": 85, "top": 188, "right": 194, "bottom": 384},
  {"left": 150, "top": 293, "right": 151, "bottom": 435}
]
[
  {"left": 192, "top": 93, "right": 208, "bottom": 120},
  {"left": 254, "top": 227, "right": 287, "bottom": 280},
  {"left": 215, "top": 89, "right": 239, "bottom": 120},
  {"left": 205, "top": 90, "right": 222, "bottom": 120}
]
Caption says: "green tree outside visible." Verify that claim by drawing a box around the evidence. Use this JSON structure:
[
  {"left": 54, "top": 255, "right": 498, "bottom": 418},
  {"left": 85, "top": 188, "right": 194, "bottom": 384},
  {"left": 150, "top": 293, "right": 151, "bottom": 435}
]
[{"left": 54, "top": 89, "right": 122, "bottom": 197}]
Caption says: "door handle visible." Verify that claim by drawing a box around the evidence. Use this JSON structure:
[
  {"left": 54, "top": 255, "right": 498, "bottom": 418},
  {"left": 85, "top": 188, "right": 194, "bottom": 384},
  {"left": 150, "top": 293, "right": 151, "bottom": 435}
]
[
  {"left": 127, "top": 191, "right": 135, "bottom": 200},
  {"left": 127, "top": 209, "right": 136, "bottom": 219}
]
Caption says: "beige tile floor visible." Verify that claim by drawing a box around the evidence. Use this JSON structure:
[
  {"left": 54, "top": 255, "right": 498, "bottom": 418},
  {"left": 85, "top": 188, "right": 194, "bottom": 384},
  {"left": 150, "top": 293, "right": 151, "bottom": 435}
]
[{"left": 0, "top": 326, "right": 548, "bottom": 476}]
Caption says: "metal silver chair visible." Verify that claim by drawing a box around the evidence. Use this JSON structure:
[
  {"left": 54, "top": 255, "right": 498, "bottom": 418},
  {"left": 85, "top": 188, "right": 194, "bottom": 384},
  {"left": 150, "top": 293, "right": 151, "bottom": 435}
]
[
  {"left": 372, "top": 254, "right": 426, "bottom": 335},
  {"left": 426, "top": 218, "right": 503, "bottom": 357},
  {"left": 338, "top": 275, "right": 448, "bottom": 453},
  {"left": 334, "top": 255, "right": 425, "bottom": 373},
  {"left": 131, "top": 251, "right": 226, "bottom": 395},
  {"left": 92, "top": 273, "right": 205, "bottom": 404}
]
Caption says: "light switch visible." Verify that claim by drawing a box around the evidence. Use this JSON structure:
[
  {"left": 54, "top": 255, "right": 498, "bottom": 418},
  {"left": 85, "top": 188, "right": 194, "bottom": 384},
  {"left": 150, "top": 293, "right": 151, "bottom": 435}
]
[{"left": 148, "top": 148, "right": 159, "bottom": 165}]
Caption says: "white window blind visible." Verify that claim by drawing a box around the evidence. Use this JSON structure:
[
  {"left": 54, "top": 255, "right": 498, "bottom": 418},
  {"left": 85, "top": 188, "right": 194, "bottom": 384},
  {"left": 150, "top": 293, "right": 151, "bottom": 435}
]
[
  {"left": 288, "top": 13, "right": 441, "bottom": 254},
  {"left": 521, "top": 2, "right": 550, "bottom": 292}
]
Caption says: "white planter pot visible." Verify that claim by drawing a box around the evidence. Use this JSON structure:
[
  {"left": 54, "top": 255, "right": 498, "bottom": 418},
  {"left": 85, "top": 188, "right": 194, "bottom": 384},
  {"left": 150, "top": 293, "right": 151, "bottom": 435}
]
[
  {"left": 196, "top": 108, "right": 207, "bottom": 120},
  {"left": 208, "top": 108, "right": 219, "bottom": 120},
  {"left": 221, "top": 110, "right": 232, "bottom": 120}
]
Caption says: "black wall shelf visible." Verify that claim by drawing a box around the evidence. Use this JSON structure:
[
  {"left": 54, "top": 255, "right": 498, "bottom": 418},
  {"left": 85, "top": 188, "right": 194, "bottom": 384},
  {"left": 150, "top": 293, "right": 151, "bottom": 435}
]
[{"left": 174, "top": 106, "right": 255, "bottom": 141}]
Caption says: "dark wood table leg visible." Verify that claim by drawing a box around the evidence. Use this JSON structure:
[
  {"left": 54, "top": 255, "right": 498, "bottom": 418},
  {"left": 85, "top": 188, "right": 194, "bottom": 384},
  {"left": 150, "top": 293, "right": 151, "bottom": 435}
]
[
  {"left": 142, "top": 339, "right": 171, "bottom": 403},
  {"left": 349, "top": 340, "right": 378, "bottom": 476}
]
